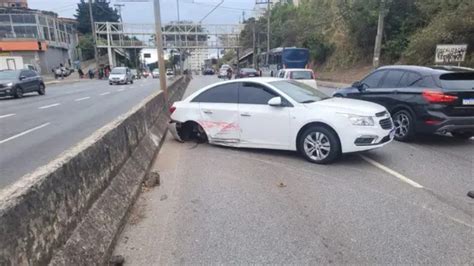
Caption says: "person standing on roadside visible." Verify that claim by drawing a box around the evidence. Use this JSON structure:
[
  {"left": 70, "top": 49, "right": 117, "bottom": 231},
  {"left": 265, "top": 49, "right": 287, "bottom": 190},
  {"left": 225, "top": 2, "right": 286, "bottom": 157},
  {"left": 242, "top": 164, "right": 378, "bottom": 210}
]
[{"left": 226, "top": 67, "right": 233, "bottom": 80}]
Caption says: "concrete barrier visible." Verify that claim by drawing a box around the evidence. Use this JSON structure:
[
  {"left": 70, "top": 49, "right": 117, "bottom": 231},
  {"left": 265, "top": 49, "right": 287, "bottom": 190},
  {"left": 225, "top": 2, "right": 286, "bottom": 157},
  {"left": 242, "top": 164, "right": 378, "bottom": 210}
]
[{"left": 0, "top": 76, "right": 190, "bottom": 265}]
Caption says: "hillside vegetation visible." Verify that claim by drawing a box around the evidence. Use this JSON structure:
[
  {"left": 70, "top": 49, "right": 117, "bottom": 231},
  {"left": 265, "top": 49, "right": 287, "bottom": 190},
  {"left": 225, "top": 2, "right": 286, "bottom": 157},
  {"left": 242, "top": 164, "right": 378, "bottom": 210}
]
[{"left": 240, "top": 0, "right": 474, "bottom": 70}]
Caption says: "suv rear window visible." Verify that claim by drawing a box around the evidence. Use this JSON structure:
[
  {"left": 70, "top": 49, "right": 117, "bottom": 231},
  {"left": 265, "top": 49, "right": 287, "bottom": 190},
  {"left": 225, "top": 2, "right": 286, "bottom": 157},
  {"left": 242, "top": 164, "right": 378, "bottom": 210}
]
[
  {"left": 291, "top": 71, "right": 313, "bottom": 80},
  {"left": 437, "top": 72, "right": 474, "bottom": 91}
]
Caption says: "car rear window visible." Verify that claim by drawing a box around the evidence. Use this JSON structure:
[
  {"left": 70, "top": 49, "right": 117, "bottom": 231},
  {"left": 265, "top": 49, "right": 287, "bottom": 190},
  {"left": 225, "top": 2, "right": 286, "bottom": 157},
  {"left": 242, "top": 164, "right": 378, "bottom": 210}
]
[
  {"left": 438, "top": 72, "right": 474, "bottom": 91},
  {"left": 291, "top": 71, "right": 313, "bottom": 80}
]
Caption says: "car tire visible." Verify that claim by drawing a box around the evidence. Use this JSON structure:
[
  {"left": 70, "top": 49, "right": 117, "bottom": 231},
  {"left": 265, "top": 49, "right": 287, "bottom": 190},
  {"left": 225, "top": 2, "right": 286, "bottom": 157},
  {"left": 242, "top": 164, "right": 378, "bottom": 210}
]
[
  {"left": 109, "top": 82, "right": 113, "bottom": 85},
  {"left": 131, "top": 79, "right": 134, "bottom": 84},
  {"left": 298, "top": 125, "right": 340, "bottom": 164},
  {"left": 392, "top": 110, "right": 415, "bottom": 141},
  {"left": 14, "top": 87, "right": 23, "bottom": 98},
  {"left": 451, "top": 132, "right": 473, "bottom": 140},
  {"left": 38, "top": 83, "right": 46, "bottom": 95}
]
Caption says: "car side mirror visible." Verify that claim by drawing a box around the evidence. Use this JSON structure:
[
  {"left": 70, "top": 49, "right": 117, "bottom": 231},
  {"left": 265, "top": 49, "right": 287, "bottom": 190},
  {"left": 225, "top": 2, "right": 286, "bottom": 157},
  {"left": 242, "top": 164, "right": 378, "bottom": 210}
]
[
  {"left": 19, "top": 76, "right": 26, "bottom": 80},
  {"left": 268, "top": 96, "right": 282, "bottom": 107},
  {"left": 352, "top": 81, "right": 361, "bottom": 88}
]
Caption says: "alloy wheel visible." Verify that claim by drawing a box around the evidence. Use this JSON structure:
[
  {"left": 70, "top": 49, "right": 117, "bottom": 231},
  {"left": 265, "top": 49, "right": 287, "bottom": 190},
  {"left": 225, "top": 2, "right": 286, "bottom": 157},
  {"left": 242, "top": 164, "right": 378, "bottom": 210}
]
[
  {"left": 394, "top": 113, "right": 410, "bottom": 138},
  {"left": 303, "top": 132, "right": 331, "bottom": 161}
]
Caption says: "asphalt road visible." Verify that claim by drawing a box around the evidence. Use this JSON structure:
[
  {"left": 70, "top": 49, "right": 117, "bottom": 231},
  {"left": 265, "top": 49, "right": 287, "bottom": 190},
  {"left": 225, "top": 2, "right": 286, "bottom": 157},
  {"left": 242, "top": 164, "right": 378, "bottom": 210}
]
[
  {"left": 114, "top": 75, "right": 474, "bottom": 264},
  {"left": 0, "top": 77, "right": 164, "bottom": 190}
]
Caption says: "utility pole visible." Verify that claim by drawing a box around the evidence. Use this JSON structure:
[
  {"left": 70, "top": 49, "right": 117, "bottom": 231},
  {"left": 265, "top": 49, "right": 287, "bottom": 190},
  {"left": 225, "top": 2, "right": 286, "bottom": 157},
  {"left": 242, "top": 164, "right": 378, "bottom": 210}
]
[
  {"left": 89, "top": 0, "right": 99, "bottom": 70},
  {"left": 114, "top": 4, "right": 125, "bottom": 23},
  {"left": 266, "top": 0, "right": 271, "bottom": 65},
  {"left": 252, "top": 21, "right": 256, "bottom": 68},
  {"left": 373, "top": 0, "right": 386, "bottom": 68},
  {"left": 176, "top": 0, "right": 184, "bottom": 75},
  {"left": 153, "top": 0, "right": 168, "bottom": 103}
]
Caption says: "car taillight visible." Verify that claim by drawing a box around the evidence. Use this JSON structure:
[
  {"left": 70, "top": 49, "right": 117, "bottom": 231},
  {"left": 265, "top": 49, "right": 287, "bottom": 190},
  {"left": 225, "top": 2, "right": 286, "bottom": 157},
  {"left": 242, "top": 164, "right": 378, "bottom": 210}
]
[
  {"left": 169, "top": 106, "right": 176, "bottom": 114},
  {"left": 422, "top": 90, "right": 458, "bottom": 103}
]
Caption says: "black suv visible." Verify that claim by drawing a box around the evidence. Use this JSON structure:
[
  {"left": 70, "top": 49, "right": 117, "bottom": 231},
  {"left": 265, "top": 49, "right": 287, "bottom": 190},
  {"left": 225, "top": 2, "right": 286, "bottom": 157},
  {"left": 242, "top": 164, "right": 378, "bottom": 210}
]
[
  {"left": 334, "top": 65, "right": 474, "bottom": 141},
  {"left": 0, "top": 69, "right": 46, "bottom": 98}
]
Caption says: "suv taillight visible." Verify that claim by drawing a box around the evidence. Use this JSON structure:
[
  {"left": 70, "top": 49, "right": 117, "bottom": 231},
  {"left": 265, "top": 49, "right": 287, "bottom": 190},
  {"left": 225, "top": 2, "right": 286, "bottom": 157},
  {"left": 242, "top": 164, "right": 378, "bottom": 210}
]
[{"left": 422, "top": 90, "right": 458, "bottom": 103}]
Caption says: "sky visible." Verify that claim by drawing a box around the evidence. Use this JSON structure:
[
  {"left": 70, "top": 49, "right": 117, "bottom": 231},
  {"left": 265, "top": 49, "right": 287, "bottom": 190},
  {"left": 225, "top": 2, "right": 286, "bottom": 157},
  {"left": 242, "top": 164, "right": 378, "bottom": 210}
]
[{"left": 28, "top": 0, "right": 259, "bottom": 24}]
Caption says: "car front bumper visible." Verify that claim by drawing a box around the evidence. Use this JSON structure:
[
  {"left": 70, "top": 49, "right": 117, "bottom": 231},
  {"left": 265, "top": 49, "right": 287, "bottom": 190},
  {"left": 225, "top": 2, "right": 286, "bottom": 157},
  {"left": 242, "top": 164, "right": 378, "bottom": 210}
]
[
  {"left": 338, "top": 122, "right": 394, "bottom": 153},
  {"left": 0, "top": 88, "right": 14, "bottom": 97}
]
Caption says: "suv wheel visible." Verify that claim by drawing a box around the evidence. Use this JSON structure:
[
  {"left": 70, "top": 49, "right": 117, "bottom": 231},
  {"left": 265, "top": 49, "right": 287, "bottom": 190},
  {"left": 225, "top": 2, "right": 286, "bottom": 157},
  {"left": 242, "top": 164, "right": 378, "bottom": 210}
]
[
  {"left": 14, "top": 87, "right": 23, "bottom": 98},
  {"left": 130, "top": 79, "right": 134, "bottom": 84},
  {"left": 392, "top": 110, "right": 415, "bottom": 141},
  {"left": 298, "top": 126, "right": 340, "bottom": 164},
  {"left": 451, "top": 132, "right": 473, "bottom": 140},
  {"left": 38, "top": 84, "right": 46, "bottom": 95}
]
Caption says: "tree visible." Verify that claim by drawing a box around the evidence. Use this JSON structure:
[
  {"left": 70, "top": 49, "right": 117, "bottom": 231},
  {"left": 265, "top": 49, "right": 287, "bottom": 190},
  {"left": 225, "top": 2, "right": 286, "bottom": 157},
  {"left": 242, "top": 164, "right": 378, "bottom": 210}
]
[
  {"left": 74, "top": 0, "right": 120, "bottom": 35},
  {"left": 77, "top": 34, "right": 95, "bottom": 60}
]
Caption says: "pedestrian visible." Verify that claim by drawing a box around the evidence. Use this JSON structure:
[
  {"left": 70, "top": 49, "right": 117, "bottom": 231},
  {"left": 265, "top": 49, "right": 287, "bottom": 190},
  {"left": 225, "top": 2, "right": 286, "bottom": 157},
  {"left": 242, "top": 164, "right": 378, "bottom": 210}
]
[
  {"left": 78, "top": 68, "right": 84, "bottom": 79},
  {"left": 226, "top": 67, "right": 233, "bottom": 80},
  {"left": 88, "top": 68, "right": 94, "bottom": 79}
]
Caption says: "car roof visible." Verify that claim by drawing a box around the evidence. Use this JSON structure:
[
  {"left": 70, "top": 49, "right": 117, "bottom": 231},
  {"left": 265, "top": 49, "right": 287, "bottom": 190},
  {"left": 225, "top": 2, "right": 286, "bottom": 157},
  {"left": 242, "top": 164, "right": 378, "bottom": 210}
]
[
  {"left": 377, "top": 65, "right": 449, "bottom": 75},
  {"left": 280, "top": 68, "right": 313, "bottom": 72}
]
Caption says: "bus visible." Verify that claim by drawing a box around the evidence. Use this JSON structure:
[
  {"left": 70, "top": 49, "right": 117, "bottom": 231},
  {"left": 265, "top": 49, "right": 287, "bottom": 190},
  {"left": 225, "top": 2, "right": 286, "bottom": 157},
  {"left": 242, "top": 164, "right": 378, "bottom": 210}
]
[{"left": 258, "top": 47, "right": 310, "bottom": 77}]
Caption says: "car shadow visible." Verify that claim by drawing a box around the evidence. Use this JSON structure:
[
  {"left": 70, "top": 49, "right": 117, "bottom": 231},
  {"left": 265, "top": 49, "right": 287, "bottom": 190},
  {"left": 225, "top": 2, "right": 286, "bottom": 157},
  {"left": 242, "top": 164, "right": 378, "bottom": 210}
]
[
  {"left": 0, "top": 94, "right": 39, "bottom": 101},
  {"left": 410, "top": 133, "right": 473, "bottom": 147}
]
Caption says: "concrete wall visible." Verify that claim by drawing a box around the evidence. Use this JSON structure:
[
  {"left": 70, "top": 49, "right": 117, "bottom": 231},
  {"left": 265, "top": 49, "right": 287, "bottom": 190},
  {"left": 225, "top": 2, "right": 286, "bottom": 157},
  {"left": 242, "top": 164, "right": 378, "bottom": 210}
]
[{"left": 0, "top": 76, "right": 190, "bottom": 265}]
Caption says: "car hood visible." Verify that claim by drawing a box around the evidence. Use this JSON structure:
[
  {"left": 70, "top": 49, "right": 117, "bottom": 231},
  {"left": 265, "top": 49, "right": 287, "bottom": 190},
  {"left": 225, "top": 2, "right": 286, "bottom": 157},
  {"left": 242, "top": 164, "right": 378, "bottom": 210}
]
[
  {"left": 0, "top": 80, "right": 15, "bottom": 85},
  {"left": 306, "top": 97, "right": 386, "bottom": 116}
]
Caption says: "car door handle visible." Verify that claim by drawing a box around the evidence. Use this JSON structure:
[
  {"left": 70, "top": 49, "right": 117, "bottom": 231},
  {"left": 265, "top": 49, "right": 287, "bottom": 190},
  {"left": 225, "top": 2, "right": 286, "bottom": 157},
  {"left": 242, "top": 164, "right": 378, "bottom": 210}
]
[
  {"left": 203, "top": 110, "right": 213, "bottom": 114},
  {"left": 240, "top": 113, "right": 251, "bottom": 117}
]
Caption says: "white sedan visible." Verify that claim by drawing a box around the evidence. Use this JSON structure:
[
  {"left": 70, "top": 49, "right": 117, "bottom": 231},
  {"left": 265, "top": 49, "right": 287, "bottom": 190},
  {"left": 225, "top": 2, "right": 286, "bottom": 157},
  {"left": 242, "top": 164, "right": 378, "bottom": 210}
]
[{"left": 169, "top": 78, "right": 395, "bottom": 164}]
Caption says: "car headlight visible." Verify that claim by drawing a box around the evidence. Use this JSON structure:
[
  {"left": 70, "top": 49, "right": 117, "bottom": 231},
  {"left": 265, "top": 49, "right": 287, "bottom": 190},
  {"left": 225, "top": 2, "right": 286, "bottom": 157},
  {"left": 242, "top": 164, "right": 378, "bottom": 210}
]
[
  {"left": 340, "top": 114, "right": 375, "bottom": 126},
  {"left": 6, "top": 82, "right": 13, "bottom": 87}
]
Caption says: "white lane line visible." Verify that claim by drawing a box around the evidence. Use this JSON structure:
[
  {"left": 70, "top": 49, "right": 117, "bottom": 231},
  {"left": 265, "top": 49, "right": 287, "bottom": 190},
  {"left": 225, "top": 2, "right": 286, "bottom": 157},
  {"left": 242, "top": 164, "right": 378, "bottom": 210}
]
[
  {"left": 0, "top": 113, "right": 15, "bottom": 119},
  {"left": 38, "top": 103, "right": 61, "bottom": 109},
  {"left": 117, "top": 88, "right": 125, "bottom": 92},
  {"left": 0, "top": 122, "right": 50, "bottom": 145},
  {"left": 100, "top": 92, "right": 111, "bottom": 96},
  {"left": 359, "top": 155, "right": 424, "bottom": 188},
  {"left": 75, "top": 96, "right": 91, "bottom": 102}
]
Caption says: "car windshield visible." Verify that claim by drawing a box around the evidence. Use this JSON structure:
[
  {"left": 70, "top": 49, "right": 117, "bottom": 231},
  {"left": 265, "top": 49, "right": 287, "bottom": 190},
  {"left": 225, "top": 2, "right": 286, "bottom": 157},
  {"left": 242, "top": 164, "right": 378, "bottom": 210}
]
[
  {"left": 111, "top": 68, "right": 126, "bottom": 74},
  {"left": 291, "top": 71, "right": 313, "bottom": 80},
  {"left": 153, "top": 69, "right": 159, "bottom": 73},
  {"left": 0, "top": 71, "right": 19, "bottom": 80},
  {"left": 242, "top": 68, "right": 257, "bottom": 73},
  {"left": 270, "top": 80, "right": 329, "bottom": 103}
]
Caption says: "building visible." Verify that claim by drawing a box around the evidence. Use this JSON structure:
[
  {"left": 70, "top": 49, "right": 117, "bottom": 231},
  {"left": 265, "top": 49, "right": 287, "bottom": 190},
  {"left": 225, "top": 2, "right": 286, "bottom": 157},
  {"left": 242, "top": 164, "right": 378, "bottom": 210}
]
[
  {"left": 0, "top": 7, "right": 79, "bottom": 74},
  {"left": 0, "top": 0, "right": 27, "bottom": 8},
  {"left": 185, "top": 49, "right": 209, "bottom": 71}
]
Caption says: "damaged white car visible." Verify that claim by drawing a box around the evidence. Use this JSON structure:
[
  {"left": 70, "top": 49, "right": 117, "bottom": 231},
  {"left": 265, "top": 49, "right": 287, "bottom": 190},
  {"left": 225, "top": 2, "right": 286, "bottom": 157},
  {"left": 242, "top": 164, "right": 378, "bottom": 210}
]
[{"left": 169, "top": 78, "right": 395, "bottom": 164}]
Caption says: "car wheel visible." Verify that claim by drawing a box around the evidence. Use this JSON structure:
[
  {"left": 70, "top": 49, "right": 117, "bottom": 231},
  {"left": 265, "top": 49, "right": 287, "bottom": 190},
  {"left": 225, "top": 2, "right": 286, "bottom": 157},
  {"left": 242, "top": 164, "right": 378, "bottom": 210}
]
[
  {"left": 14, "top": 87, "right": 23, "bottom": 98},
  {"left": 38, "top": 83, "right": 46, "bottom": 95},
  {"left": 392, "top": 110, "right": 415, "bottom": 141},
  {"left": 131, "top": 79, "right": 134, "bottom": 84},
  {"left": 109, "top": 82, "right": 113, "bottom": 85},
  {"left": 298, "top": 126, "right": 340, "bottom": 164},
  {"left": 451, "top": 132, "right": 473, "bottom": 140}
]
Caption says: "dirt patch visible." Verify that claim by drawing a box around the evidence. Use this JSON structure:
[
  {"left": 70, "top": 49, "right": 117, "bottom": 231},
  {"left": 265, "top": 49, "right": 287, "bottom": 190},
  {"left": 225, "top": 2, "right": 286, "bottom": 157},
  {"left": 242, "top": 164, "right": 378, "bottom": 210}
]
[
  {"left": 127, "top": 194, "right": 147, "bottom": 226},
  {"left": 316, "top": 64, "right": 373, "bottom": 83}
]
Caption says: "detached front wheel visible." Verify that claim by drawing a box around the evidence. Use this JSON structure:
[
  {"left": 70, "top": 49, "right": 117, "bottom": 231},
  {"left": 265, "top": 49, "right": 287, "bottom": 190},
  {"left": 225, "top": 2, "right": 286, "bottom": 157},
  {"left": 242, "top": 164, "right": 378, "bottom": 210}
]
[{"left": 298, "top": 126, "right": 340, "bottom": 164}]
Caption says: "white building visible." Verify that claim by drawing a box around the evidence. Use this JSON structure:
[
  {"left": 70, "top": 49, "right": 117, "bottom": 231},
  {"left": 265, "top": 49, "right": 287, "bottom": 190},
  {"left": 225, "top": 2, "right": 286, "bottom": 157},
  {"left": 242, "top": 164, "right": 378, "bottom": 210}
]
[{"left": 185, "top": 49, "right": 209, "bottom": 71}]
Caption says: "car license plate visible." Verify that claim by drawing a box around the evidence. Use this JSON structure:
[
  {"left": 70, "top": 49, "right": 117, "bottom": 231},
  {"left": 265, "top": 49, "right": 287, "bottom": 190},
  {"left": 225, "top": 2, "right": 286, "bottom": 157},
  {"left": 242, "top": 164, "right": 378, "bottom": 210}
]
[
  {"left": 249, "top": 74, "right": 255, "bottom": 77},
  {"left": 462, "top": 98, "right": 474, "bottom": 105}
]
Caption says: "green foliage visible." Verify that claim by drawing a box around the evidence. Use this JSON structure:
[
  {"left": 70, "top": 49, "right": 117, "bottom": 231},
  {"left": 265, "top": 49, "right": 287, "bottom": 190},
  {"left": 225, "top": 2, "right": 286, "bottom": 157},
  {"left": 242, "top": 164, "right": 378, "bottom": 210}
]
[
  {"left": 74, "top": 0, "right": 120, "bottom": 34},
  {"left": 77, "top": 34, "right": 95, "bottom": 60},
  {"left": 239, "top": 0, "right": 473, "bottom": 68}
]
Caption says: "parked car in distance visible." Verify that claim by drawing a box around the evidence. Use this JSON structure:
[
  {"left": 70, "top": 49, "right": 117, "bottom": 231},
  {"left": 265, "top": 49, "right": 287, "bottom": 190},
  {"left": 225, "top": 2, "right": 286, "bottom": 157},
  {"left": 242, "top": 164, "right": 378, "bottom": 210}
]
[
  {"left": 152, "top": 69, "right": 160, "bottom": 78},
  {"left": 169, "top": 78, "right": 394, "bottom": 164},
  {"left": 203, "top": 68, "right": 215, "bottom": 75},
  {"left": 0, "top": 69, "right": 46, "bottom": 98},
  {"left": 131, "top": 69, "right": 141, "bottom": 79},
  {"left": 236, "top": 68, "right": 260, "bottom": 78},
  {"left": 142, "top": 71, "right": 150, "bottom": 78},
  {"left": 166, "top": 69, "right": 174, "bottom": 76},
  {"left": 109, "top": 67, "right": 133, "bottom": 85},
  {"left": 277, "top": 68, "right": 318, "bottom": 89},
  {"left": 333, "top": 65, "right": 474, "bottom": 141}
]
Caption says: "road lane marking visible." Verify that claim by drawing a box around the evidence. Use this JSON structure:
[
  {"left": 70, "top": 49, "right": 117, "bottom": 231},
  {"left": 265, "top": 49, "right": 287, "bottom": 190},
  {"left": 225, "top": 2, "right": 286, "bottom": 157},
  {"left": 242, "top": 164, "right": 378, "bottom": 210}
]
[
  {"left": 100, "top": 92, "right": 111, "bottom": 96},
  {"left": 38, "top": 103, "right": 61, "bottom": 109},
  {"left": 75, "top": 96, "right": 91, "bottom": 102},
  {"left": 0, "top": 122, "right": 50, "bottom": 145},
  {"left": 359, "top": 155, "right": 424, "bottom": 188},
  {"left": 117, "top": 88, "right": 125, "bottom": 92},
  {"left": 0, "top": 113, "right": 15, "bottom": 119}
]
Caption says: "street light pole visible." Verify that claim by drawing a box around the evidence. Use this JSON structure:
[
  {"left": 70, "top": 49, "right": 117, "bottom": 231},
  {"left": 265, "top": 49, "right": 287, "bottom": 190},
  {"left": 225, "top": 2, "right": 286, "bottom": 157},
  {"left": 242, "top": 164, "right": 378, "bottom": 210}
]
[
  {"left": 373, "top": 0, "right": 386, "bottom": 68},
  {"left": 266, "top": 0, "right": 271, "bottom": 66},
  {"left": 89, "top": 0, "right": 99, "bottom": 71},
  {"left": 153, "top": 0, "right": 168, "bottom": 103},
  {"left": 176, "top": 0, "right": 184, "bottom": 74}
]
